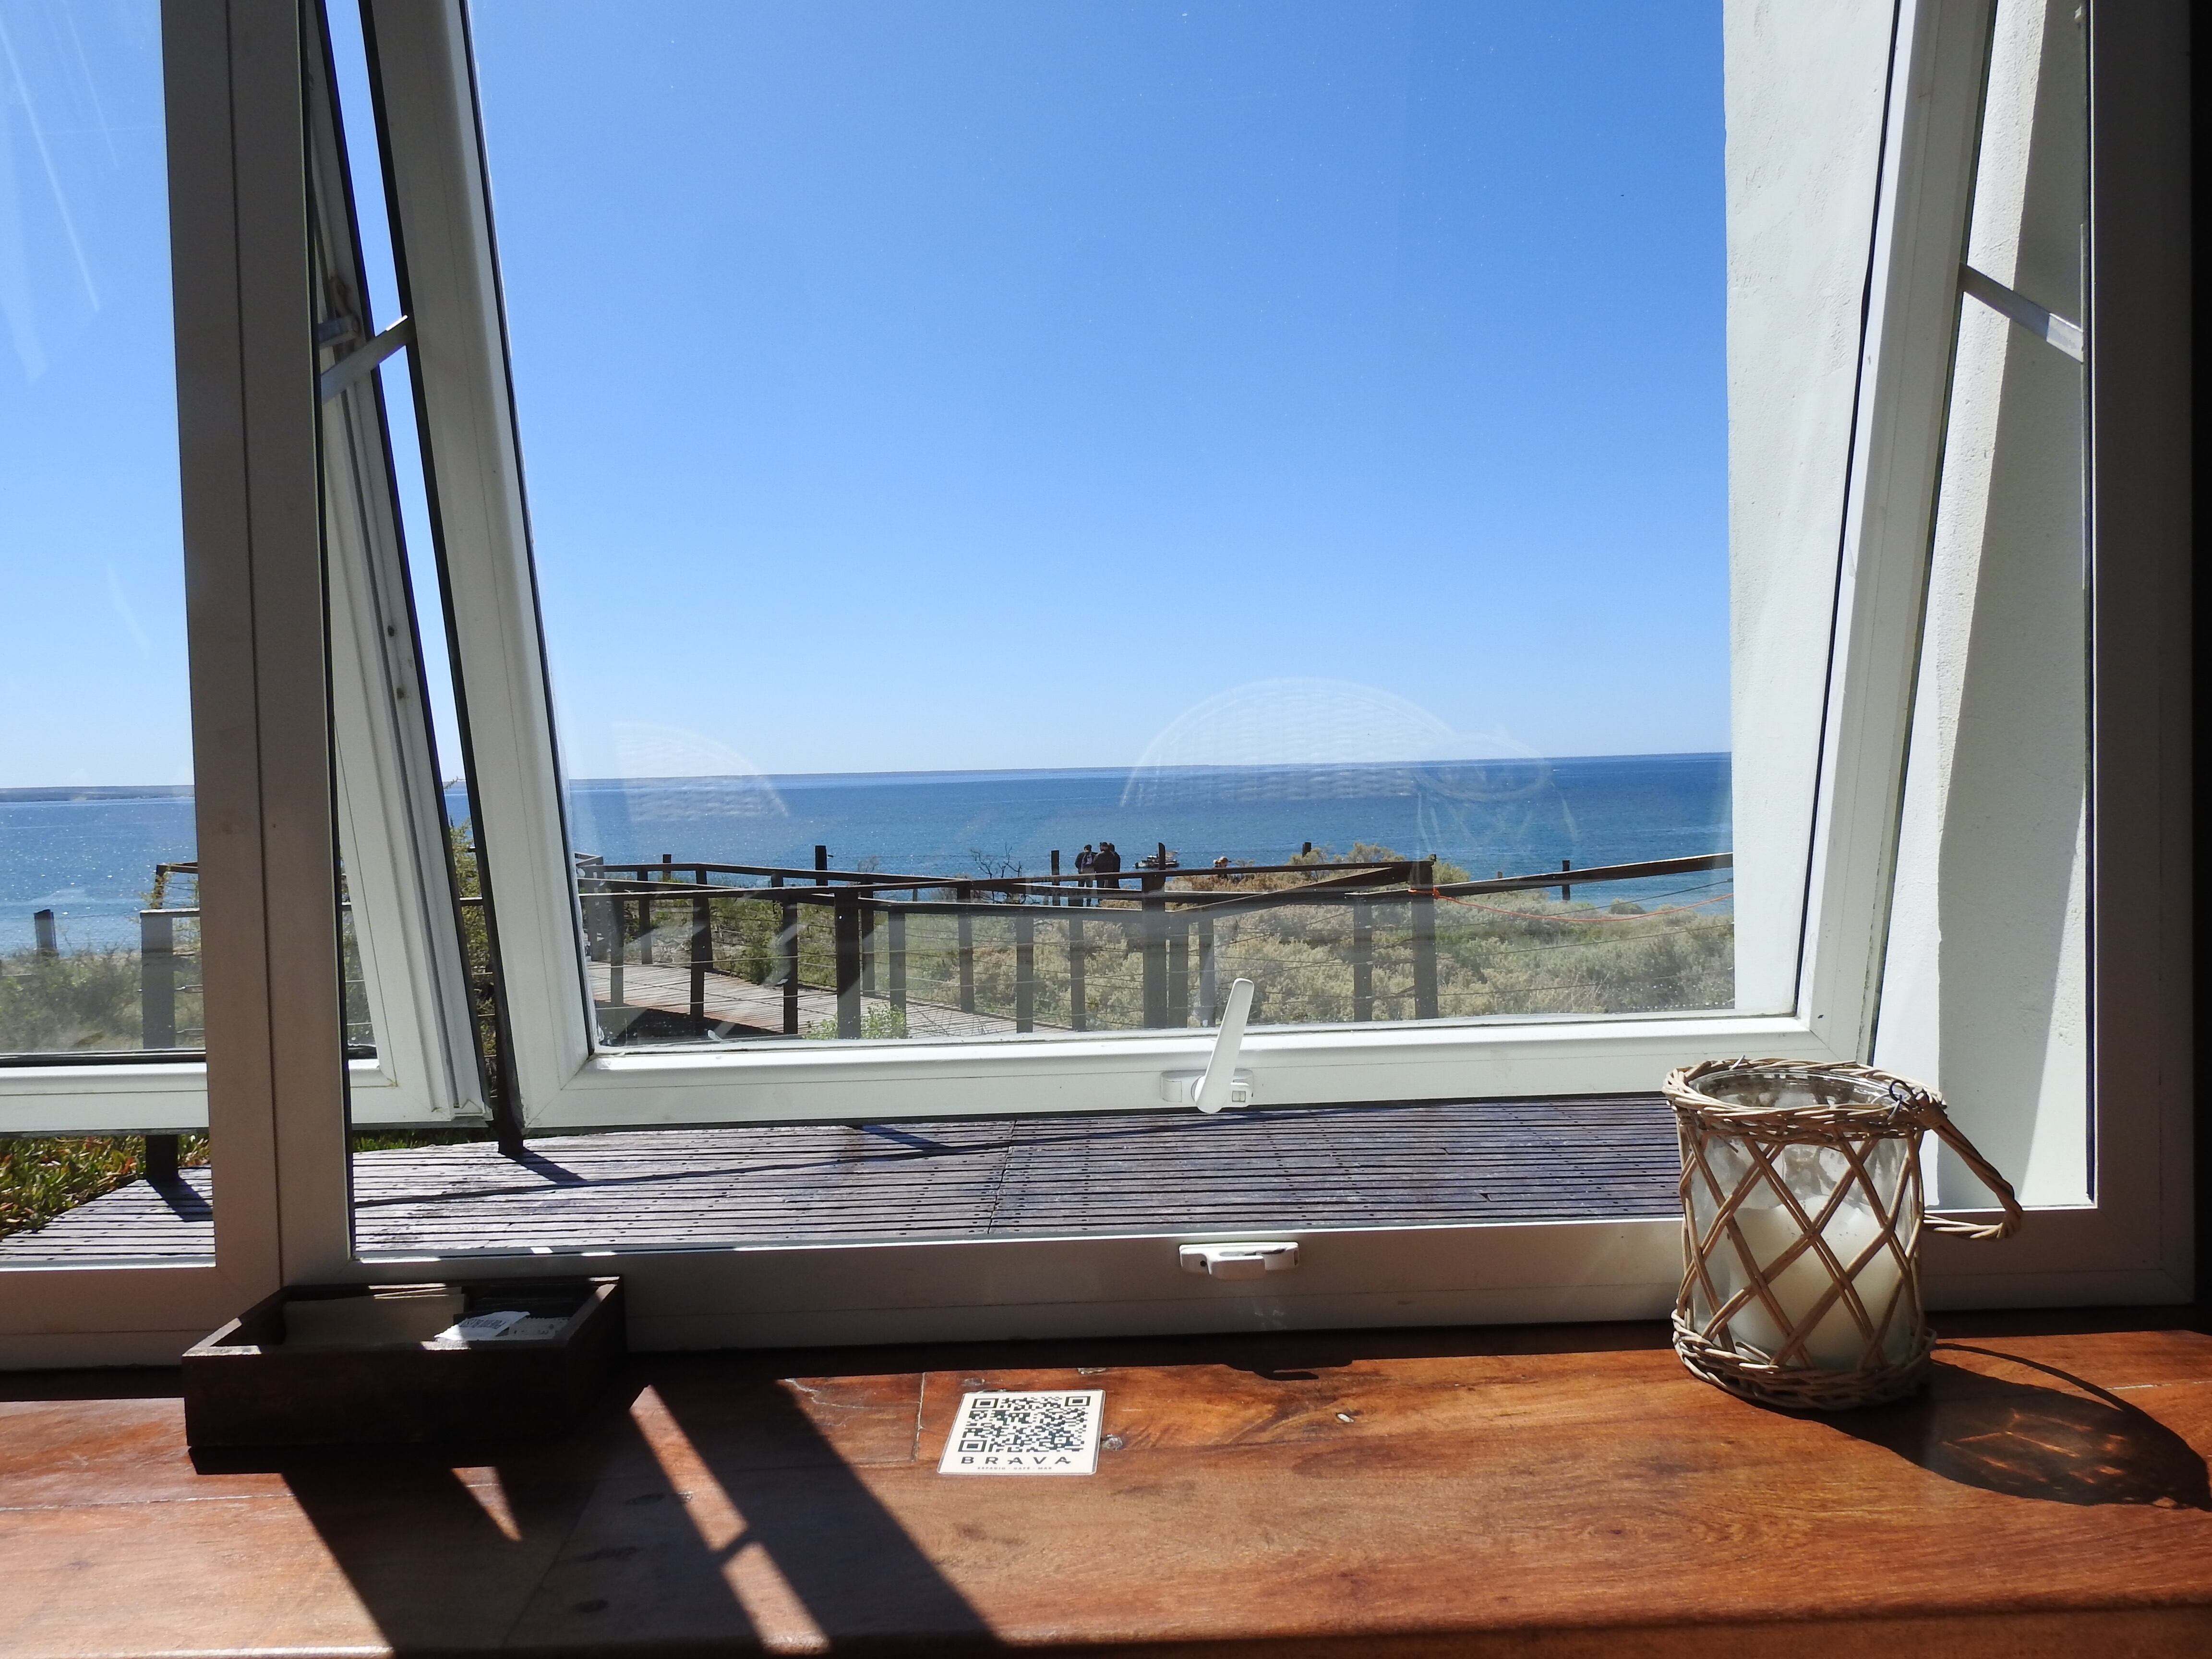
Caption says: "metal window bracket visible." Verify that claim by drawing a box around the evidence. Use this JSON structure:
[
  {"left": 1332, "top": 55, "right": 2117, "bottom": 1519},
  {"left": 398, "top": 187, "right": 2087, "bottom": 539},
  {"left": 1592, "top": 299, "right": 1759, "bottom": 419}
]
[
  {"left": 319, "top": 314, "right": 416, "bottom": 401},
  {"left": 1960, "top": 264, "right": 2084, "bottom": 361}
]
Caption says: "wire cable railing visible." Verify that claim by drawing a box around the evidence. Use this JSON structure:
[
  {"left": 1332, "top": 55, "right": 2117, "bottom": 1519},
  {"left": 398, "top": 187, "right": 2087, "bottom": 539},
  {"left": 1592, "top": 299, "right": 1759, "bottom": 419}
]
[{"left": 575, "top": 849, "right": 1734, "bottom": 1039}]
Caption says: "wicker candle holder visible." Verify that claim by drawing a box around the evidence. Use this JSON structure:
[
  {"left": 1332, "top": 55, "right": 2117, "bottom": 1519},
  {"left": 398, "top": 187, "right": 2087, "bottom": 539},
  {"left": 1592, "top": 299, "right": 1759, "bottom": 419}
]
[{"left": 1664, "top": 1058, "right": 2024, "bottom": 1411}]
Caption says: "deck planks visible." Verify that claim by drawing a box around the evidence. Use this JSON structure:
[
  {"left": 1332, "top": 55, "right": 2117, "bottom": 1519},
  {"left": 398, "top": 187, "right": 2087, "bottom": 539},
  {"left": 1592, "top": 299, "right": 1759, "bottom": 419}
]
[{"left": 0, "top": 1095, "right": 1680, "bottom": 1263}]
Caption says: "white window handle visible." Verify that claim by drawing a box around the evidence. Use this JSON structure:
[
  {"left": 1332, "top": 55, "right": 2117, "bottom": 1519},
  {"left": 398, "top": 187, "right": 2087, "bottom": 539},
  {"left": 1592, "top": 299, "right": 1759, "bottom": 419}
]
[
  {"left": 1157, "top": 977, "right": 1257, "bottom": 1110},
  {"left": 1179, "top": 1242, "right": 1298, "bottom": 1279}
]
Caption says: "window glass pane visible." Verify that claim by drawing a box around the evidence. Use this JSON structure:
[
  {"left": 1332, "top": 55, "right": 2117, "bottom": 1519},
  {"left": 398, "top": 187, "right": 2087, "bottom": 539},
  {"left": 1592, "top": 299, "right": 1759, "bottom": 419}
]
[
  {"left": 1876, "top": 0, "right": 2087, "bottom": 1206},
  {"left": 2, "top": 0, "right": 191, "bottom": 1056},
  {"left": 0, "top": 0, "right": 210, "bottom": 1262},
  {"left": 471, "top": 1, "right": 1733, "bottom": 1048}
]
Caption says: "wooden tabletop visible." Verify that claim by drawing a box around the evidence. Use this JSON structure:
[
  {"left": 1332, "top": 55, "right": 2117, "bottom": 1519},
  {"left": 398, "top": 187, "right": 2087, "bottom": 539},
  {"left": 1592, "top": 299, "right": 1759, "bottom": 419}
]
[{"left": 6, "top": 1310, "right": 2211, "bottom": 1656}]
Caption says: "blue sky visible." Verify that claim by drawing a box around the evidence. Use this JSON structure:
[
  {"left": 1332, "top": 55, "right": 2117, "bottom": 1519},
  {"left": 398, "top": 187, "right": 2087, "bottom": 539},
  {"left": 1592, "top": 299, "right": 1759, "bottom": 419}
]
[
  {"left": 2, "top": 0, "right": 1726, "bottom": 790},
  {"left": 1, "top": 0, "right": 185, "bottom": 789}
]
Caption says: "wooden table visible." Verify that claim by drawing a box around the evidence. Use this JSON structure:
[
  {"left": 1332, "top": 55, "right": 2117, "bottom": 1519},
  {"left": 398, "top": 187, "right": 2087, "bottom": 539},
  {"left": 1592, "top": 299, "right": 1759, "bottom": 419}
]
[{"left": 5, "top": 1311, "right": 2210, "bottom": 1656}]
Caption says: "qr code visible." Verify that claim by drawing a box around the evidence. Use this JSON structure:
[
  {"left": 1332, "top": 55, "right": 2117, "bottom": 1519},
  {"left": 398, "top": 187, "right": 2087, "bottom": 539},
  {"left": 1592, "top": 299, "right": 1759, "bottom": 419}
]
[{"left": 938, "top": 1389, "right": 1104, "bottom": 1476}]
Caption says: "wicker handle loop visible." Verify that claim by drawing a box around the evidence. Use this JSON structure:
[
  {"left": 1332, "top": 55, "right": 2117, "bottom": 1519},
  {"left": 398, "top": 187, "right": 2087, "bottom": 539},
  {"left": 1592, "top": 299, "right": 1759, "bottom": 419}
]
[{"left": 1894, "top": 1091, "right": 2024, "bottom": 1241}]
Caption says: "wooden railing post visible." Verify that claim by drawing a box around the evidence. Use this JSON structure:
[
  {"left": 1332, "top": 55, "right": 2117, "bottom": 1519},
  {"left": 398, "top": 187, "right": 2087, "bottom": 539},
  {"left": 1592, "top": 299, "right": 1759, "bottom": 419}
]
[
  {"left": 1068, "top": 911, "right": 1087, "bottom": 1031},
  {"left": 1014, "top": 908, "right": 1035, "bottom": 1032},
  {"left": 1560, "top": 858, "right": 1573, "bottom": 901},
  {"left": 1166, "top": 915, "right": 1190, "bottom": 1028},
  {"left": 1411, "top": 858, "right": 1439, "bottom": 1020},
  {"left": 956, "top": 885, "right": 976, "bottom": 1014},
  {"left": 834, "top": 891, "right": 862, "bottom": 1037},
  {"left": 888, "top": 907, "right": 907, "bottom": 1018},
  {"left": 860, "top": 897, "right": 877, "bottom": 996},
  {"left": 610, "top": 894, "right": 627, "bottom": 1010},
  {"left": 578, "top": 857, "right": 610, "bottom": 968},
  {"left": 773, "top": 874, "right": 798, "bottom": 1035},
  {"left": 141, "top": 909, "right": 177, "bottom": 1049},
  {"left": 33, "top": 908, "right": 57, "bottom": 958},
  {"left": 1351, "top": 895, "right": 1373, "bottom": 1022},
  {"left": 1140, "top": 872, "right": 1167, "bottom": 1028},
  {"left": 689, "top": 887, "right": 709, "bottom": 1025},
  {"left": 1050, "top": 849, "right": 1061, "bottom": 905},
  {"left": 1196, "top": 914, "right": 1216, "bottom": 1024}
]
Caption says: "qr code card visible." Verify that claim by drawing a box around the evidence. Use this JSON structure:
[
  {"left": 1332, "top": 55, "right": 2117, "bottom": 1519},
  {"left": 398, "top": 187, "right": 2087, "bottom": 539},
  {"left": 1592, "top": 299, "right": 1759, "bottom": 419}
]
[{"left": 938, "top": 1389, "right": 1105, "bottom": 1476}]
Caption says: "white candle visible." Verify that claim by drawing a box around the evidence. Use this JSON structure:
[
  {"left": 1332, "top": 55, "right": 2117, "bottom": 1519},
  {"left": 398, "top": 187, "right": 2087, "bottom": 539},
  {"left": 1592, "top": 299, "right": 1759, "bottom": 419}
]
[{"left": 1719, "top": 1198, "right": 1903, "bottom": 1370}]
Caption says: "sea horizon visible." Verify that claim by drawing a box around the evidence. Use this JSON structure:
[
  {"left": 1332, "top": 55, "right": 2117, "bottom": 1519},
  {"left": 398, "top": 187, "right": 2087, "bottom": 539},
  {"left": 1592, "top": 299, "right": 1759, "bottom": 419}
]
[
  {"left": 0, "top": 750, "right": 1728, "bottom": 801},
  {"left": 3, "top": 753, "right": 1732, "bottom": 955}
]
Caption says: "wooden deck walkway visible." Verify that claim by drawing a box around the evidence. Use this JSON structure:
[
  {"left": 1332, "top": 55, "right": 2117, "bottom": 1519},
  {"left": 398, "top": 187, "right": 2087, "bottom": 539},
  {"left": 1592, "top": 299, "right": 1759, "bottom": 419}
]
[
  {"left": 0, "top": 1095, "right": 1679, "bottom": 1264},
  {"left": 589, "top": 962, "right": 1041, "bottom": 1038}
]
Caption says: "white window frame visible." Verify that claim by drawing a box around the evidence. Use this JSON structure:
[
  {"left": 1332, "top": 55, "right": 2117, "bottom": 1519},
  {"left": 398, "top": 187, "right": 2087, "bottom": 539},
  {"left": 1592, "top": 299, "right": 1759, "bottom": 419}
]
[
  {"left": 0, "top": 0, "right": 2186, "bottom": 1364},
  {"left": 370, "top": 0, "right": 2034, "bottom": 1117},
  {"left": 0, "top": 0, "right": 485, "bottom": 1139},
  {"left": 376, "top": 0, "right": 1909, "bottom": 1131},
  {"left": 0, "top": 0, "right": 355, "bottom": 1365}
]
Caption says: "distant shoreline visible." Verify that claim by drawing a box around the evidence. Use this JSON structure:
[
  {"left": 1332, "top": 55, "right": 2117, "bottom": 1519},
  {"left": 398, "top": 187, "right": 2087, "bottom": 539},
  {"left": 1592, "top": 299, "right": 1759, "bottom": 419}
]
[
  {"left": 0, "top": 784, "right": 196, "bottom": 804},
  {"left": 3, "top": 754, "right": 1731, "bottom": 802}
]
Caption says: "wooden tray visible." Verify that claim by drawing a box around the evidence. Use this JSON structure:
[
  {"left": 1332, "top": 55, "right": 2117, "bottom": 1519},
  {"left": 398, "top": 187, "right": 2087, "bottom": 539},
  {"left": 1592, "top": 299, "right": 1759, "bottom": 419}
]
[{"left": 182, "top": 1276, "right": 624, "bottom": 1447}]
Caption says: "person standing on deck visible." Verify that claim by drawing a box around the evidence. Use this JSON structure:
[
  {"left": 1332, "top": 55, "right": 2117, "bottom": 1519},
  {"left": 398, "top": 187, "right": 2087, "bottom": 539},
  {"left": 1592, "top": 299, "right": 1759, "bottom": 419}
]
[
  {"left": 1075, "top": 843, "right": 1096, "bottom": 905},
  {"left": 1095, "top": 842, "right": 1122, "bottom": 892}
]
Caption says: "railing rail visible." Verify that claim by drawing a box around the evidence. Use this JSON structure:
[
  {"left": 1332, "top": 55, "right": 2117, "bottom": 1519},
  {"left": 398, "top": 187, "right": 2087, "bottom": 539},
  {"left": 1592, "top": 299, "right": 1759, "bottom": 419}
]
[{"left": 572, "top": 851, "right": 1733, "bottom": 1039}]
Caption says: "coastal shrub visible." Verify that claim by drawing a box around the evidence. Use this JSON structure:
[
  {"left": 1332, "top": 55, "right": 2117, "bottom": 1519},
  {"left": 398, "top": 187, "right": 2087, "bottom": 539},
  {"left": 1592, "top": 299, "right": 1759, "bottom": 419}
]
[{"left": 0, "top": 946, "right": 146, "bottom": 1053}]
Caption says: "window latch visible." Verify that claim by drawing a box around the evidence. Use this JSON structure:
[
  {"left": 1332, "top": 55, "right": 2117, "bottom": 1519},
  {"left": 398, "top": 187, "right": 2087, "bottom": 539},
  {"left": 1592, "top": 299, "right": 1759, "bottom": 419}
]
[
  {"left": 1179, "top": 1241, "right": 1298, "bottom": 1279},
  {"left": 1158, "top": 976, "right": 1255, "bottom": 1110}
]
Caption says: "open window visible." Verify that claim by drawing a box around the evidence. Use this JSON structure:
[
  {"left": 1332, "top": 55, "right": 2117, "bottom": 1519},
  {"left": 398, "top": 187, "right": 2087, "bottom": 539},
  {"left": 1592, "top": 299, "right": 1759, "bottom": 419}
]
[
  {"left": 377, "top": 0, "right": 1875, "bottom": 1138},
  {"left": 0, "top": 0, "right": 2187, "bottom": 1361},
  {"left": 0, "top": 0, "right": 484, "bottom": 1145}
]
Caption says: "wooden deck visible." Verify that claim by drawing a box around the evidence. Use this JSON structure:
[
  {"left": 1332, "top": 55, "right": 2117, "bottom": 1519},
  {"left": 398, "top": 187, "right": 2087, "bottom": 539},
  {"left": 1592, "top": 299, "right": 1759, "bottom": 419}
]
[{"left": 0, "top": 1095, "right": 1679, "bottom": 1263}]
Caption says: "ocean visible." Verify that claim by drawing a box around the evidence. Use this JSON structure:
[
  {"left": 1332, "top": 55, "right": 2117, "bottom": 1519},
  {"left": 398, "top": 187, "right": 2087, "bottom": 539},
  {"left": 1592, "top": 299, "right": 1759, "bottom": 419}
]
[{"left": 2, "top": 755, "right": 1730, "bottom": 954}]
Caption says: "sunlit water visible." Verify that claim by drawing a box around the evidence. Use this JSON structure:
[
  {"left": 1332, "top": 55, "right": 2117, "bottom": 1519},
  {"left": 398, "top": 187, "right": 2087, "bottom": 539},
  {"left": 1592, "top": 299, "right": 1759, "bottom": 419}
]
[{"left": 2, "top": 755, "right": 1728, "bottom": 954}]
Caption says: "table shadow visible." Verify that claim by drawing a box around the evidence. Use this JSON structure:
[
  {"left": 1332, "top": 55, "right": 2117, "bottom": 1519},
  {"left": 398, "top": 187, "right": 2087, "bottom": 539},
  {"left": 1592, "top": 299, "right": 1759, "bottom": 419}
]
[{"left": 1827, "top": 1345, "right": 2211, "bottom": 1510}]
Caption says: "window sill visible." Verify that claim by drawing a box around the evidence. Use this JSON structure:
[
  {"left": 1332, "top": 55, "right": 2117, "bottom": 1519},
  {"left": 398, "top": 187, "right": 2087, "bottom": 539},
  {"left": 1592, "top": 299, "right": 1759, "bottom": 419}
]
[{"left": 7, "top": 1310, "right": 2212, "bottom": 1655}]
